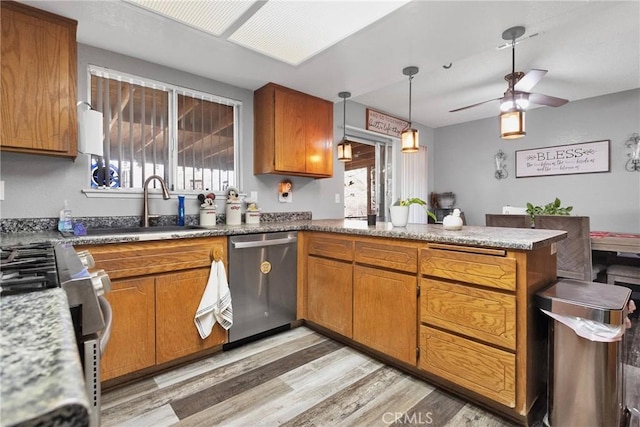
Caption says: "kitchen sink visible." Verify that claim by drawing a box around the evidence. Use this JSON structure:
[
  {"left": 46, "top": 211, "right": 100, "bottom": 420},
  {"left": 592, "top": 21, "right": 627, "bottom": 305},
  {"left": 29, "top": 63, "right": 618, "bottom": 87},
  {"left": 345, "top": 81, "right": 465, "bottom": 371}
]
[{"left": 61, "top": 225, "right": 208, "bottom": 237}]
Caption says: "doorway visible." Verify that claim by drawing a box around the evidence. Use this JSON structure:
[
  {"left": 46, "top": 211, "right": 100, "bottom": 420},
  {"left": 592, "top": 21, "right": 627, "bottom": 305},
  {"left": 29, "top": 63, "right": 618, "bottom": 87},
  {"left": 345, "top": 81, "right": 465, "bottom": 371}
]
[{"left": 344, "top": 141, "right": 392, "bottom": 221}]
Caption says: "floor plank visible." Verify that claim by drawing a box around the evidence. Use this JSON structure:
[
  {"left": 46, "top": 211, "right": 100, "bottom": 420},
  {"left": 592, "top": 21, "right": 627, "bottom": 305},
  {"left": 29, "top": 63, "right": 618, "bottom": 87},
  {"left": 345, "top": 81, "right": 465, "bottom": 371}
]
[{"left": 105, "top": 326, "right": 640, "bottom": 427}]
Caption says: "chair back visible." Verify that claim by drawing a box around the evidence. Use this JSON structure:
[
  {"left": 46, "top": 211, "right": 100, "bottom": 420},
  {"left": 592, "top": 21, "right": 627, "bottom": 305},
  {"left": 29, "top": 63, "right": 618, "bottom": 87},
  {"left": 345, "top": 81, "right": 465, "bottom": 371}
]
[
  {"left": 485, "top": 214, "right": 531, "bottom": 228},
  {"left": 534, "top": 216, "right": 593, "bottom": 281}
]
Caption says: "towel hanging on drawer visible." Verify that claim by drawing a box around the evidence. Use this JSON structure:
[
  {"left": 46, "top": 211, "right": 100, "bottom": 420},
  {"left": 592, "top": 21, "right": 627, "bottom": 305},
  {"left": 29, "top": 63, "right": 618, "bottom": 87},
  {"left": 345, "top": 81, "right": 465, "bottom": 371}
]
[{"left": 195, "top": 260, "right": 233, "bottom": 339}]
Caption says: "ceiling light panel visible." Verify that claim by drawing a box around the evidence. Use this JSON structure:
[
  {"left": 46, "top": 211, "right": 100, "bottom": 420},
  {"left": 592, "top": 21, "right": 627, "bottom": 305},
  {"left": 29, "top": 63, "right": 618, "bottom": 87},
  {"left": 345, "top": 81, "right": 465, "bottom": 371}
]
[
  {"left": 127, "top": 0, "right": 257, "bottom": 37},
  {"left": 228, "top": 0, "right": 409, "bottom": 66}
]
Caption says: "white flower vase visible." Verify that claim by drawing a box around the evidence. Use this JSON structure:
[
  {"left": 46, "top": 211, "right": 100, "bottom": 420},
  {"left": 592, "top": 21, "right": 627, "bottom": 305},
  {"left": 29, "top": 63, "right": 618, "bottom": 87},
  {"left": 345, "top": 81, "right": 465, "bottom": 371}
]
[{"left": 390, "top": 205, "right": 410, "bottom": 227}]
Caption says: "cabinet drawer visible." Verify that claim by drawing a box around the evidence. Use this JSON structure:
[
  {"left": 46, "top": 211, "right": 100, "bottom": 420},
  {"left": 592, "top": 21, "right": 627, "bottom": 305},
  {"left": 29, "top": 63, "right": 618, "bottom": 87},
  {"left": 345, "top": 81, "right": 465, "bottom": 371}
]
[
  {"left": 307, "top": 234, "right": 353, "bottom": 261},
  {"left": 421, "top": 247, "right": 516, "bottom": 291},
  {"left": 420, "top": 279, "right": 515, "bottom": 350},
  {"left": 355, "top": 239, "right": 417, "bottom": 273},
  {"left": 419, "top": 326, "right": 515, "bottom": 408},
  {"left": 78, "top": 237, "right": 226, "bottom": 280}
]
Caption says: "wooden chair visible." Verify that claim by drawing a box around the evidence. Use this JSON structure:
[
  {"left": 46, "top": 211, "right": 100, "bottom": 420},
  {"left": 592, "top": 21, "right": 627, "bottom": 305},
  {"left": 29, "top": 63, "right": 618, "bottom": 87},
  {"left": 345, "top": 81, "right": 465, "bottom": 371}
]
[
  {"left": 485, "top": 214, "right": 531, "bottom": 228},
  {"left": 534, "top": 215, "right": 603, "bottom": 282}
]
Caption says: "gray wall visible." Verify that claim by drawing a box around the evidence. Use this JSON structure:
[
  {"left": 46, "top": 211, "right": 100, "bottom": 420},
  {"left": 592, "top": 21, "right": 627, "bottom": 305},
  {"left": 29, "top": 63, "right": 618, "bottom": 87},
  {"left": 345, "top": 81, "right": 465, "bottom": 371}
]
[
  {"left": 2, "top": 42, "right": 636, "bottom": 233},
  {"left": 0, "top": 44, "right": 345, "bottom": 221},
  {"left": 433, "top": 89, "right": 640, "bottom": 232}
]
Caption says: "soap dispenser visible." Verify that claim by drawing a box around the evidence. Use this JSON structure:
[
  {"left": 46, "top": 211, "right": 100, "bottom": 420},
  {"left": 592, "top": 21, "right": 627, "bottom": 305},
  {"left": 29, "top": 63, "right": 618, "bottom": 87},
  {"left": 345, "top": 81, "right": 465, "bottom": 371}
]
[
  {"left": 177, "top": 195, "right": 185, "bottom": 226},
  {"left": 57, "top": 200, "right": 73, "bottom": 232}
]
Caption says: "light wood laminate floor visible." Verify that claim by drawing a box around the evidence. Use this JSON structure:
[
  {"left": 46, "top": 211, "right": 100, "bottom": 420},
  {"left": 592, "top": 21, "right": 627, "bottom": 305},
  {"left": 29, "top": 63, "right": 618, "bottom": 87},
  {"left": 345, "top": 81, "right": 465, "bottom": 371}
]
[{"left": 103, "top": 317, "right": 639, "bottom": 427}]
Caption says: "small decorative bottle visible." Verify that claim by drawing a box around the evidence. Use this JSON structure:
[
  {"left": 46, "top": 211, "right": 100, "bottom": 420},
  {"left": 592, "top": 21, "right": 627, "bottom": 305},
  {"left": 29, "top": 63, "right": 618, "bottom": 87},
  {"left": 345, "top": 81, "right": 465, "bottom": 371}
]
[{"left": 177, "top": 195, "right": 185, "bottom": 226}]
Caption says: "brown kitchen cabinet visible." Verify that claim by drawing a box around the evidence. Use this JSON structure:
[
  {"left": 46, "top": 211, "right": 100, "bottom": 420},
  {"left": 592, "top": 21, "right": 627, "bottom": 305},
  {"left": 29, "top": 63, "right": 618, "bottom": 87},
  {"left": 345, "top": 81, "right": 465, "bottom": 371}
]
[
  {"left": 77, "top": 237, "right": 227, "bottom": 382},
  {"left": 307, "top": 256, "right": 353, "bottom": 337},
  {"left": 418, "top": 242, "right": 554, "bottom": 417},
  {"left": 254, "top": 83, "right": 333, "bottom": 178},
  {"left": 305, "top": 233, "right": 354, "bottom": 337},
  {"left": 353, "top": 265, "right": 417, "bottom": 364},
  {"left": 1, "top": 1, "right": 78, "bottom": 157},
  {"left": 100, "top": 277, "right": 156, "bottom": 381}
]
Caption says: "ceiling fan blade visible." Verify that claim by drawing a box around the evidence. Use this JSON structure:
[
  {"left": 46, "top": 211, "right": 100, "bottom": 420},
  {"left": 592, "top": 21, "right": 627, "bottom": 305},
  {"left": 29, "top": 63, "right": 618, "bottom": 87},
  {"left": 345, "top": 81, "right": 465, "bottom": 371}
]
[
  {"left": 449, "top": 97, "right": 501, "bottom": 112},
  {"left": 514, "top": 69, "right": 548, "bottom": 92},
  {"left": 529, "top": 93, "right": 569, "bottom": 107}
]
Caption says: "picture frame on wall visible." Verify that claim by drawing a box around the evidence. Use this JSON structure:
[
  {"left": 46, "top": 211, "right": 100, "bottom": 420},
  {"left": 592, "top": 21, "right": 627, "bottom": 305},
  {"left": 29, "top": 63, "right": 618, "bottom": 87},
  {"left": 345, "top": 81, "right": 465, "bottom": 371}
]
[
  {"left": 366, "top": 108, "right": 408, "bottom": 138},
  {"left": 515, "top": 140, "right": 610, "bottom": 178}
]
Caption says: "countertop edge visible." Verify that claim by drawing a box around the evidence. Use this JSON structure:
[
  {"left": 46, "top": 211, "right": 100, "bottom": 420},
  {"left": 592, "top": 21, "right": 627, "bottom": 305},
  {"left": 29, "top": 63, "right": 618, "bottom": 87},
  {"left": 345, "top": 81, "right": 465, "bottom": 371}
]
[{"left": 0, "top": 219, "right": 566, "bottom": 251}]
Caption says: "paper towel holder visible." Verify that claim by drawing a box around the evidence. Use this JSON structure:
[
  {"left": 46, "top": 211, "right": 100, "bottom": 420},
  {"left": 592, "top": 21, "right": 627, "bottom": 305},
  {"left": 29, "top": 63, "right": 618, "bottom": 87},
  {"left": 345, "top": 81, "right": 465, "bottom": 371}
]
[{"left": 77, "top": 101, "right": 104, "bottom": 156}]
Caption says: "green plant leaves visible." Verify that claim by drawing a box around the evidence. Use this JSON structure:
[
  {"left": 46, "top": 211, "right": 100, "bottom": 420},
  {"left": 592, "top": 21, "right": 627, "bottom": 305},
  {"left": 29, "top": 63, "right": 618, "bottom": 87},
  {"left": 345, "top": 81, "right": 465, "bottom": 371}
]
[{"left": 525, "top": 198, "right": 573, "bottom": 222}]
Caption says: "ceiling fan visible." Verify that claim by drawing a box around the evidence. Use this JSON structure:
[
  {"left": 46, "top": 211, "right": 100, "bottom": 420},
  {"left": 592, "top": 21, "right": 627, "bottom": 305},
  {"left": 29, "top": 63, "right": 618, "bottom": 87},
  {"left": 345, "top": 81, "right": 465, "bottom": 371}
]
[{"left": 450, "top": 26, "right": 568, "bottom": 113}]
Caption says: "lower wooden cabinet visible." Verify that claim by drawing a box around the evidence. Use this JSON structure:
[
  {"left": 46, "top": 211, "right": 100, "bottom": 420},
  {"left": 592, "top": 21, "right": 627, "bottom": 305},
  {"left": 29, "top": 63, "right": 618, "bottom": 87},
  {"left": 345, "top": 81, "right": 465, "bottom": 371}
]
[
  {"left": 307, "top": 256, "right": 353, "bottom": 337},
  {"left": 418, "top": 326, "right": 516, "bottom": 407},
  {"left": 79, "top": 237, "right": 228, "bottom": 382},
  {"left": 156, "top": 268, "right": 226, "bottom": 364},
  {"left": 101, "top": 277, "right": 156, "bottom": 381},
  {"left": 353, "top": 265, "right": 417, "bottom": 365}
]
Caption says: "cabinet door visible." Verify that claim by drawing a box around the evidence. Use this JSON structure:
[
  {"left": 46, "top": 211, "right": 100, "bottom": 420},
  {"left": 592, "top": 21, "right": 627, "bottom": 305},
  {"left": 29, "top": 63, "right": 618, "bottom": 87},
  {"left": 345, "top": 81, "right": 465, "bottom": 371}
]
[
  {"left": 1, "top": 2, "right": 77, "bottom": 157},
  {"left": 274, "top": 88, "right": 306, "bottom": 173},
  {"left": 304, "top": 94, "right": 333, "bottom": 176},
  {"left": 307, "top": 256, "right": 353, "bottom": 337},
  {"left": 101, "top": 277, "right": 156, "bottom": 381},
  {"left": 353, "top": 265, "right": 417, "bottom": 364},
  {"left": 155, "top": 268, "right": 226, "bottom": 364}
]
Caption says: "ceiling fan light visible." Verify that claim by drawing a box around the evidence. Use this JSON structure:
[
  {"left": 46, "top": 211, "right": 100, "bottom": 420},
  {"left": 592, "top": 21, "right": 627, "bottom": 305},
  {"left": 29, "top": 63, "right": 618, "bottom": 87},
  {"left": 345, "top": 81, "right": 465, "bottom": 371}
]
[
  {"left": 337, "top": 139, "right": 353, "bottom": 162},
  {"left": 500, "top": 93, "right": 529, "bottom": 112},
  {"left": 500, "top": 109, "right": 526, "bottom": 139},
  {"left": 401, "top": 128, "right": 420, "bottom": 152}
]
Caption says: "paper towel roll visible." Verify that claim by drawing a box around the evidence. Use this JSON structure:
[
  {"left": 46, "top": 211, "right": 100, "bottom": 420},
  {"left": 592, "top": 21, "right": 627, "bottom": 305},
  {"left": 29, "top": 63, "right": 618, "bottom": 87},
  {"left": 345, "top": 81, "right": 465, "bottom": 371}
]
[{"left": 79, "top": 109, "right": 104, "bottom": 156}]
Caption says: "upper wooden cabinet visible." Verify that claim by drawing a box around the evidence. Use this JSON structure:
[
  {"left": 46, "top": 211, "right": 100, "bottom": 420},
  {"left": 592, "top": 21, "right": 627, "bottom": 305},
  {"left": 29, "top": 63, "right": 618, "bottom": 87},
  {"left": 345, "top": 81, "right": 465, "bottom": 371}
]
[
  {"left": 1, "top": 1, "right": 78, "bottom": 157},
  {"left": 254, "top": 83, "right": 333, "bottom": 178}
]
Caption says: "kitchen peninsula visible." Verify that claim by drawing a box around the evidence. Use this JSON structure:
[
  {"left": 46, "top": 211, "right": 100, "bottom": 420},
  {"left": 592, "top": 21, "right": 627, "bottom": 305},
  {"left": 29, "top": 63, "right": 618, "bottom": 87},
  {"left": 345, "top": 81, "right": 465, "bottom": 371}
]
[{"left": 1, "top": 219, "right": 566, "bottom": 426}]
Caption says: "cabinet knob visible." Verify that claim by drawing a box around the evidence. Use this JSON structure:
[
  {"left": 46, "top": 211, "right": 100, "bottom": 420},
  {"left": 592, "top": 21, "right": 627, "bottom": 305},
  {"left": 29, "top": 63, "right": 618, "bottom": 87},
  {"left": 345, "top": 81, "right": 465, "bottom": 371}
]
[{"left": 211, "top": 246, "right": 223, "bottom": 262}]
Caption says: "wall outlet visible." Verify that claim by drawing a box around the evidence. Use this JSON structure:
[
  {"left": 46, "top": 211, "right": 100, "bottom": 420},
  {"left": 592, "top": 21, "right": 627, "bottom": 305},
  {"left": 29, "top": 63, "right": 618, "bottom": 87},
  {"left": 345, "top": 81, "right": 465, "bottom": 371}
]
[
  {"left": 0, "top": 180, "right": 4, "bottom": 201},
  {"left": 335, "top": 193, "right": 340, "bottom": 203},
  {"left": 250, "top": 191, "right": 258, "bottom": 202}
]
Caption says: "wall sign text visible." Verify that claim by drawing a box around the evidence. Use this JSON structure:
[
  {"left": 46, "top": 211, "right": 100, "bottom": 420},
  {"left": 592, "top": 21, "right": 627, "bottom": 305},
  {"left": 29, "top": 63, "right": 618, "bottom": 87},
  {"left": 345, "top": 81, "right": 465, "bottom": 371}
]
[{"left": 515, "top": 140, "right": 610, "bottom": 178}]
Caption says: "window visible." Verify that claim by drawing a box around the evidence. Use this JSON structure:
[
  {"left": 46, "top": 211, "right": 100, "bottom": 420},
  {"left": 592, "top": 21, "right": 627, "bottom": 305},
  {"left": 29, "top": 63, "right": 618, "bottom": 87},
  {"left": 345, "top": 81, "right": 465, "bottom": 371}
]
[{"left": 88, "top": 66, "right": 240, "bottom": 193}]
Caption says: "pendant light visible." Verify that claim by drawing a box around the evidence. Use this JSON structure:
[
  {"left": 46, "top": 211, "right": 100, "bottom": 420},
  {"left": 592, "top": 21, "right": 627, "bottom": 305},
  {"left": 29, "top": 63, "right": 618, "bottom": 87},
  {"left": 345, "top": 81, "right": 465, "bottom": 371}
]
[
  {"left": 499, "top": 27, "right": 526, "bottom": 139},
  {"left": 337, "top": 91, "right": 353, "bottom": 162},
  {"left": 401, "top": 66, "right": 419, "bottom": 153}
]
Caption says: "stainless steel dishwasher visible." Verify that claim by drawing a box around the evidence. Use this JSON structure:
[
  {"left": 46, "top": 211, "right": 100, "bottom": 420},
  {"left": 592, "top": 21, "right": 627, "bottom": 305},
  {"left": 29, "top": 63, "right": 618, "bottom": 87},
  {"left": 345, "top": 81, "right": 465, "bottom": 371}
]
[{"left": 225, "top": 231, "right": 297, "bottom": 346}]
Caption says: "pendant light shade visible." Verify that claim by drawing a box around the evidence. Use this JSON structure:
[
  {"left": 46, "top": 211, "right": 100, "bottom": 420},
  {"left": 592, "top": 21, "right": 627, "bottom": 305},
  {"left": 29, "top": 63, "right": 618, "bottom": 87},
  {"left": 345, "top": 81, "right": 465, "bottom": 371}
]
[
  {"left": 337, "top": 91, "right": 353, "bottom": 162},
  {"left": 401, "top": 66, "right": 419, "bottom": 153},
  {"left": 500, "top": 107, "right": 526, "bottom": 139}
]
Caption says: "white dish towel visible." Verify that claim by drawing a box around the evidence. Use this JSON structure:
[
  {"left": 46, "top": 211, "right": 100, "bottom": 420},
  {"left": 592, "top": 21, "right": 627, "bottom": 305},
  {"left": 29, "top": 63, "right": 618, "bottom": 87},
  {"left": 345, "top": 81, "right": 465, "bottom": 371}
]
[{"left": 194, "top": 260, "right": 233, "bottom": 339}]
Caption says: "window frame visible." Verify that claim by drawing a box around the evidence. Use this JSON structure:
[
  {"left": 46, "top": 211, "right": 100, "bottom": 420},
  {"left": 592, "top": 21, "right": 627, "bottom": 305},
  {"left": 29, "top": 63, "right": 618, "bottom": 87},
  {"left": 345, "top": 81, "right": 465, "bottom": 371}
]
[{"left": 82, "top": 64, "right": 242, "bottom": 198}]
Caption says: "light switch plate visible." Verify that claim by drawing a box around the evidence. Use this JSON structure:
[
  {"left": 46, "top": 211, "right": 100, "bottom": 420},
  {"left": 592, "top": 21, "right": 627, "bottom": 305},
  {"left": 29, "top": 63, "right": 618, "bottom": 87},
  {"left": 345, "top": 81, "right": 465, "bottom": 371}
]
[{"left": 0, "top": 180, "right": 4, "bottom": 201}]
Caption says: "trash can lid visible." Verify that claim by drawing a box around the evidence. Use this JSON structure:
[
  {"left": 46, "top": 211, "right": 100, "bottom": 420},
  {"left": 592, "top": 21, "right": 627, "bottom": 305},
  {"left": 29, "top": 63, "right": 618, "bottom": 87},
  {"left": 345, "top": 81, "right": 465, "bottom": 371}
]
[{"left": 536, "top": 279, "right": 631, "bottom": 325}]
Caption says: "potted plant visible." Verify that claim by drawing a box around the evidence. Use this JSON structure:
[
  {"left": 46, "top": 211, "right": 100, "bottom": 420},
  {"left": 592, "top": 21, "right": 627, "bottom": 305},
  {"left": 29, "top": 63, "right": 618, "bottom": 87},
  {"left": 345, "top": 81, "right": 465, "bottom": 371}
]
[
  {"left": 526, "top": 197, "right": 573, "bottom": 226},
  {"left": 390, "top": 197, "right": 437, "bottom": 227}
]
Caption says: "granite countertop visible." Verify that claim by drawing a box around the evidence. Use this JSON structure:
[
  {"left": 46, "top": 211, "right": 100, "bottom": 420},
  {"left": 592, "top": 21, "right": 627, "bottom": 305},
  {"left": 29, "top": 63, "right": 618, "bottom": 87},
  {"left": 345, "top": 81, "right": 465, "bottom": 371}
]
[
  {"left": 0, "top": 219, "right": 566, "bottom": 251},
  {"left": 0, "top": 289, "right": 90, "bottom": 427},
  {"left": 0, "top": 218, "right": 565, "bottom": 426}
]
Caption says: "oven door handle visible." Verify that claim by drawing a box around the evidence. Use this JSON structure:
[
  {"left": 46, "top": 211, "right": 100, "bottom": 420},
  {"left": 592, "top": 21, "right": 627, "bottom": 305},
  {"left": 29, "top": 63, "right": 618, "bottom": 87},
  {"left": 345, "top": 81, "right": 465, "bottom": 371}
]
[{"left": 97, "top": 295, "right": 112, "bottom": 355}]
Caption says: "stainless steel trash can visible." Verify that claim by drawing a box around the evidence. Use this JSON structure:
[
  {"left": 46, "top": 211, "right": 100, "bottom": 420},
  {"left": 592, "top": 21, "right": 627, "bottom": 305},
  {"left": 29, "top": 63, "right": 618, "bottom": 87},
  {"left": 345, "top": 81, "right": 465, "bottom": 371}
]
[{"left": 536, "top": 279, "right": 631, "bottom": 427}]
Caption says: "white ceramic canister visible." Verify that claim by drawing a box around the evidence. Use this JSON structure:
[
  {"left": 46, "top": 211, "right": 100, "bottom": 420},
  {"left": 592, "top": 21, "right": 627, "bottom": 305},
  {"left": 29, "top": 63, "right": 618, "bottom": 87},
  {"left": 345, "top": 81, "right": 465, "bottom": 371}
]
[
  {"left": 199, "top": 206, "right": 217, "bottom": 227},
  {"left": 225, "top": 201, "right": 242, "bottom": 225},
  {"left": 245, "top": 210, "right": 261, "bottom": 225},
  {"left": 442, "top": 208, "right": 463, "bottom": 230}
]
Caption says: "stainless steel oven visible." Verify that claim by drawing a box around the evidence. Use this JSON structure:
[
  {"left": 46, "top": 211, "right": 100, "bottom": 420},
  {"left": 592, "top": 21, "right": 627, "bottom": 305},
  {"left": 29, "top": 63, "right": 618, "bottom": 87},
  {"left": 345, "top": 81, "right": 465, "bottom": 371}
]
[{"left": 0, "top": 242, "right": 112, "bottom": 427}]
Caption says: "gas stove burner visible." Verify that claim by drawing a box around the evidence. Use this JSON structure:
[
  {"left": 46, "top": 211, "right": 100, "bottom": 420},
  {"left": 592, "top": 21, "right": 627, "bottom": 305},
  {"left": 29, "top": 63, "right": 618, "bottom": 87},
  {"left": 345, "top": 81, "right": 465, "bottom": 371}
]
[{"left": 0, "top": 242, "right": 60, "bottom": 295}]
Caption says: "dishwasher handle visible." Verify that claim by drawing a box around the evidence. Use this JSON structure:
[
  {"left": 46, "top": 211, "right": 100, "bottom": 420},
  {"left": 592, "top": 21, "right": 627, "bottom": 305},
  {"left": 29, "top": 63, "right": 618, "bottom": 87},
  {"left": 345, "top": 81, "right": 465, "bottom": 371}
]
[{"left": 232, "top": 236, "right": 297, "bottom": 249}]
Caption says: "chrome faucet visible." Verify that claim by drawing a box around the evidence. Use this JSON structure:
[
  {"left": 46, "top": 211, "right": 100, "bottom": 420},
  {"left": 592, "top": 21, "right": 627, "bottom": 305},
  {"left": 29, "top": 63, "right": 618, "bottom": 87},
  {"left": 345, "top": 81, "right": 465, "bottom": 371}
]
[{"left": 143, "top": 175, "right": 171, "bottom": 227}]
